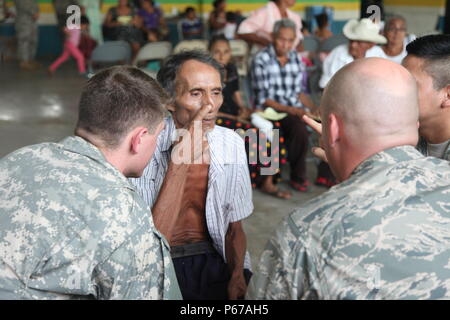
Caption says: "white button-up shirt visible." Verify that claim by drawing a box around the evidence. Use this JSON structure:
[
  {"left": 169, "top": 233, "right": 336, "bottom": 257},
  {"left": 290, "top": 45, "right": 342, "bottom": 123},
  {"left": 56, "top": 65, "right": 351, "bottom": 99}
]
[{"left": 130, "top": 117, "right": 254, "bottom": 270}]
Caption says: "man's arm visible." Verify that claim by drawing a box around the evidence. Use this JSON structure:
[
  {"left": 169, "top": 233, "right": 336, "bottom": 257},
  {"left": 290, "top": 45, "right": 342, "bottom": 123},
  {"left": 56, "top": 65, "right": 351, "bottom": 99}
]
[
  {"left": 237, "top": 33, "right": 271, "bottom": 47},
  {"left": 225, "top": 221, "right": 247, "bottom": 300}
]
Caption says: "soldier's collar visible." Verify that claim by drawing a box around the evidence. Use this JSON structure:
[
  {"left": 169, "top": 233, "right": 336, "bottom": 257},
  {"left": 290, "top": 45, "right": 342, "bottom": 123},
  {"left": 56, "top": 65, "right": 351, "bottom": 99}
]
[{"left": 352, "top": 145, "right": 423, "bottom": 176}]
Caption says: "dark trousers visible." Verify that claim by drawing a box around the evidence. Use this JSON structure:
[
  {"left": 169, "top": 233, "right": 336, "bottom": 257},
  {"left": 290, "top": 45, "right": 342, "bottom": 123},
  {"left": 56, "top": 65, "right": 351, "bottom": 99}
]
[
  {"left": 317, "top": 160, "right": 335, "bottom": 180},
  {"left": 172, "top": 251, "right": 252, "bottom": 300},
  {"left": 279, "top": 114, "right": 310, "bottom": 183}
]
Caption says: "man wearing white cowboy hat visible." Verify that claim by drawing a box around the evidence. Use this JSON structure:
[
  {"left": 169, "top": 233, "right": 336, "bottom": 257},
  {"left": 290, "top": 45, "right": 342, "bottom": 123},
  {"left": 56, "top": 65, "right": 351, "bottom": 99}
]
[{"left": 319, "top": 18, "right": 387, "bottom": 88}]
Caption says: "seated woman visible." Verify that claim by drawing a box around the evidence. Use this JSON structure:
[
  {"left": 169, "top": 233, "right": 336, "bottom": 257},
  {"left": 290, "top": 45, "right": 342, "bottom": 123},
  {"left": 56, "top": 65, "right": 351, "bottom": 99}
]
[
  {"left": 209, "top": 35, "right": 291, "bottom": 199},
  {"left": 138, "top": 0, "right": 168, "bottom": 42},
  {"left": 103, "top": 0, "right": 145, "bottom": 58}
]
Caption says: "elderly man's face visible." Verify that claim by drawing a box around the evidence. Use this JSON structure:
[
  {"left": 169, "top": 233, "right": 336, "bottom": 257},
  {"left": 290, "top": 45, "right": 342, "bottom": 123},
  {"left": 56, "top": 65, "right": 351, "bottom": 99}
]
[
  {"left": 169, "top": 60, "right": 223, "bottom": 131},
  {"left": 273, "top": 27, "right": 296, "bottom": 57},
  {"left": 402, "top": 55, "right": 444, "bottom": 124},
  {"left": 385, "top": 19, "right": 406, "bottom": 46},
  {"left": 348, "top": 40, "right": 374, "bottom": 59}
]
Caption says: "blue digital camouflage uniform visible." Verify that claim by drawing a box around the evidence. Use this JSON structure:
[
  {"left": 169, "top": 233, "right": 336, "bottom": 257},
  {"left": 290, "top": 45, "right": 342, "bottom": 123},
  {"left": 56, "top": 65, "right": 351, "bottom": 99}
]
[
  {"left": 0, "top": 136, "right": 182, "bottom": 300},
  {"left": 247, "top": 146, "right": 450, "bottom": 300}
]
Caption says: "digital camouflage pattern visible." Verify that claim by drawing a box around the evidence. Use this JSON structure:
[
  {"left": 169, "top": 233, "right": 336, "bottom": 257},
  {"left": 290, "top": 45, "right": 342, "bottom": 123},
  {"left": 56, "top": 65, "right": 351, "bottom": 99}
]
[
  {"left": 0, "top": 136, "right": 182, "bottom": 300},
  {"left": 248, "top": 146, "right": 450, "bottom": 300}
]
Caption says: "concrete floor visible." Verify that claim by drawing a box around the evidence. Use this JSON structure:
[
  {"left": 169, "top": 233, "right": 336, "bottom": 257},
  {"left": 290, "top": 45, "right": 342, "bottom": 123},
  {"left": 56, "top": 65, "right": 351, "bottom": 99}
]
[{"left": 0, "top": 58, "right": 327, "bottom": 267}]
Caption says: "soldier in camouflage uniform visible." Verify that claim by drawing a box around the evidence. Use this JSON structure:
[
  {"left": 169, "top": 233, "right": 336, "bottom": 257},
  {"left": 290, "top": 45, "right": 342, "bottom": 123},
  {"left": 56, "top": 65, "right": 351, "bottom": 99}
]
[
  {"left": 0, "top": 66, "right": 182, "bottom": 300},
  {"left": 403, "top": 34, "right": 450, "bottom": 162},
  {"left": 247, "top": 58, "right": 450, "bottom": 300},
  {"left": 13, "top": 0, "right": 40, "bottom": 70}
]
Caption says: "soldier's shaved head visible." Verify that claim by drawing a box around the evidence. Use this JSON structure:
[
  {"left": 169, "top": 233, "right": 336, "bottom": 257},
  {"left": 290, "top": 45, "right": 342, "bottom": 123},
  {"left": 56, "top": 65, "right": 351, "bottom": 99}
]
[{"left": 321, "top": 58, "right": 420, "bottom": 181}]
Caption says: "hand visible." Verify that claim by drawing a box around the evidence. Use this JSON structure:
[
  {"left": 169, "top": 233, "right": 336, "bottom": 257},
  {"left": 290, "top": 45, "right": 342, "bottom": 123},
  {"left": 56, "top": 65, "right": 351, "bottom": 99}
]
[
  {"left": 238, "top": 108, "right": 252, "bottom": 121},
  {"left": 228, "top": 272, "right": 247, "bottom": 300},
  {"left": 302, "top": 114, "right": 328, "bottom": 163},
  {"left": 172, "top": 105, "right": 211, "bottom": 164}
]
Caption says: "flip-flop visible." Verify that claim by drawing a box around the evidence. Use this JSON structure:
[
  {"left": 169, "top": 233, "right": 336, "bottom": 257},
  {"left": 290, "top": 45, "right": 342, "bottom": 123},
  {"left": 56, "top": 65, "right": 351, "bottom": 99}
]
[{"left": 289, "top": 180, "right": 309, "bottom": 192}]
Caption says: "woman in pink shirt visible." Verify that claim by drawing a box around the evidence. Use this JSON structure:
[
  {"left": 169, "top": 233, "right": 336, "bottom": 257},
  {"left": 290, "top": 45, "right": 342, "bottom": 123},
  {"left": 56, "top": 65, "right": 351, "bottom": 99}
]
[
  {"left": 237, "top": 0, "right": 302, "bottom": 49},
  {"left": 49, "top": 23, "right": 86, "bottom": 75}
]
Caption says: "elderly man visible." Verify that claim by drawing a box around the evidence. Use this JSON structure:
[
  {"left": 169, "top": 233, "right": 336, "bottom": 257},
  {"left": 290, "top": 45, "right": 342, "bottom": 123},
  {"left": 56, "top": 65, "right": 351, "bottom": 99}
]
[
  {"left": 248, "top": 58, "right": 450, "bottom": 300},
  {"left": 378, "top": 15, "right": 414, "bottom": 64},
  {"left": 131, "top": 51, "right": 253, "bottom": 300},
  {"left": 319, "top": 18, "right": 387, "bottom": 88},
  {"left": 0, "top": 66, "right": 181, "bottom": 300},
  {"left": 13, "top": 0, "right": 40, "bottom": 70},
  {"left": 251, "top": 18, "right": 317, "bottom": 193},
  {"left": 403, "top": 34, "right": 450, "bottom": 161}
]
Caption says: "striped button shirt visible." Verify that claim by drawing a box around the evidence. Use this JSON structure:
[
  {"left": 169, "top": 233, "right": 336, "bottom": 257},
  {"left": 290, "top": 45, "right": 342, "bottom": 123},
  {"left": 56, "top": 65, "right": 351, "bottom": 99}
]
[
  {"left": 251, "top": 45, "right": 308, "bottom": 109},
  {"left": 130, "top": 116, "right": 254, "bottom": 270}
]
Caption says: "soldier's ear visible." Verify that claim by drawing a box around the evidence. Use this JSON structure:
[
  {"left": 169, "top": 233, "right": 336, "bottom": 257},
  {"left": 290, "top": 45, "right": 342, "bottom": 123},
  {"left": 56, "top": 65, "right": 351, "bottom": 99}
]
[
  {"left": 441, "top": 84, "right": 450, "bottom": 109},
  {"left": 327, "top": 113, "right": 340, "bottom": 148},
  {"left": 130, "top": 127, "right": 148, "bottom": 154}
]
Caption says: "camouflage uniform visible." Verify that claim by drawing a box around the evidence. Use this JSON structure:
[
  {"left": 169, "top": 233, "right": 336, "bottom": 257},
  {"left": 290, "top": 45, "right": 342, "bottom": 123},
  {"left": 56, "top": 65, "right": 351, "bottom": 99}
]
[
  {"left": 247, "top": 146, "right": 450, "bottom": 300},
  {"left": 13, "top": 0, "right": 39, "bottom": 62},
  {"left": 0, "top": 136, "right": 182, "bottom": 300}
]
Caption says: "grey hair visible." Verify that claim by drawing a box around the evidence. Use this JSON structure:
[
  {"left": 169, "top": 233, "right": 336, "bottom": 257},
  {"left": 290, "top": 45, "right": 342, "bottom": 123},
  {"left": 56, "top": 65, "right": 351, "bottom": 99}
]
[{"left": 273, "top": 18, "right": 297, "bottom": 36}]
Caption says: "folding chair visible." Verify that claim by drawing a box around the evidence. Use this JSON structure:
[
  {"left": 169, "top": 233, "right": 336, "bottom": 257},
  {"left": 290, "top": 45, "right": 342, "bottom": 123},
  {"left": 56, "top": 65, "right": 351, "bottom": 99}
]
[
  {"left": 319, "top": 33, "right": 348, "bottom": 53},
  {"left": 89, "top": 41, "right": 132, "bottom": 73},
  {"left": 302, "top": 36, "right": 320, "bottom": 53},
  {"left": 173, "top": 40, "right": 208, "bottom": 54},
  {"left": 133, "top": 41, "right": 172, "bottom": 67}
]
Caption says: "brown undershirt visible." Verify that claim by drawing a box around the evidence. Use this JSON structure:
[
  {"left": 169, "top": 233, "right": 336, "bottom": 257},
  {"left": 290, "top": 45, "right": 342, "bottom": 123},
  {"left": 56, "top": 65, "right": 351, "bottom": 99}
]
[{"left": 170, "top": 163, "right": 211, "bottom": 246}]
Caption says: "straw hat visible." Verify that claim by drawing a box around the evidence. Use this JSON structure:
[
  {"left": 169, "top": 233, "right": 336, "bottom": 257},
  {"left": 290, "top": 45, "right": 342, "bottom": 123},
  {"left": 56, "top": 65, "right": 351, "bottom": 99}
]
[
  {"left": 343, "top": 18, "right": 387, "bottom": 44},
  {"left": 256, "top": 107, "right": 288, "bottom": 121}
]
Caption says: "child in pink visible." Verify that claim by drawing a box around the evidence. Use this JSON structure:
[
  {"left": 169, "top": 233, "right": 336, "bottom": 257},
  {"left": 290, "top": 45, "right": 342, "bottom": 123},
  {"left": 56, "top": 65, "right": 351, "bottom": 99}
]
[{"left": 49, "top": 24, "right": 86, "bottom": 75}]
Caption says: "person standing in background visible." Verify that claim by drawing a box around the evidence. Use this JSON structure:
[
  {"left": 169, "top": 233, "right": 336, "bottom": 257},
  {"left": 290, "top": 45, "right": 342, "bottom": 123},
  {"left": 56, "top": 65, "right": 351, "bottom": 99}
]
[
  {"left": 209, "top": 0, "right": 227, "bottom": 38},
  {"left": 52, "top": 0, "right": 83, "bottom": 36},
  {"left": 79, "top": 0, "right": 103, "bottom": 44},
  {"left": 237, "top": 0, "right": 302, "bottom": 52},
  {"left": 13, "top": 0, "right": 40, "bottom": 71}
]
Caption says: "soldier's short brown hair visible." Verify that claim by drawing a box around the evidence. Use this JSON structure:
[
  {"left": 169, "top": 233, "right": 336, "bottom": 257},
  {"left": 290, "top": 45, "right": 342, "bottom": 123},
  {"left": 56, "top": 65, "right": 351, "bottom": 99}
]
[{"left": 76, "top": 66, "right": 167, "bottom": 148}]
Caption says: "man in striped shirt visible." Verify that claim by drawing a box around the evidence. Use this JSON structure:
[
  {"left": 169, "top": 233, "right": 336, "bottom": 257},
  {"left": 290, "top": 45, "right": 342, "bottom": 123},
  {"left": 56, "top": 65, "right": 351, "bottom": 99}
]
[{"left": 130, "top": 51, "right": 254, "bottom": 300}]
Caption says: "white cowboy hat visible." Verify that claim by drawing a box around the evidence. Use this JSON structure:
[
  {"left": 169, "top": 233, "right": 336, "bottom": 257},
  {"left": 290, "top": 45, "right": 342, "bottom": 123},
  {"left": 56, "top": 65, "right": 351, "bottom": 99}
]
[{"left": 343, "top": 18, "right": 387, "bottom": 44}]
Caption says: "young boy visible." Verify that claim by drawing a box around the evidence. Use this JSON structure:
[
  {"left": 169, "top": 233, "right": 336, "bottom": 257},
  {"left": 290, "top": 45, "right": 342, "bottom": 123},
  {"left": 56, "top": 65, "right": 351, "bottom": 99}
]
[{"left": 180, "top": 7, "right": 203, "bottom": 40}]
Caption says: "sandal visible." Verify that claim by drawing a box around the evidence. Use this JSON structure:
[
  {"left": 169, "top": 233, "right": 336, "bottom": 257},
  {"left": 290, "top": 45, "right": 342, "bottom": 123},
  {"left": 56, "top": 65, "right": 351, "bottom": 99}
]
[
  {"left": 260, "top": 186, "right": 292, "bottom": 199},
  {"left": 289, "top": 180, "right": 309, "bottom": 192}
]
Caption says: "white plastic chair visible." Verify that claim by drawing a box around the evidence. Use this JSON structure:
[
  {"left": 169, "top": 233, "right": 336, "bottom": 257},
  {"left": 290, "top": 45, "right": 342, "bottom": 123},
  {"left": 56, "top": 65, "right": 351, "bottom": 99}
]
[
  {"left": 89, "top": 41, "right": 132, "bottom": 73},
  {"left": 133, "top": 41, "right": 172, "bottom": 67},
  {"left": 173, "top": 40, "right": 208, "bottom": 54},
  {"left": 229, "top": 39, "right": 249, "bottom": 77}
]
